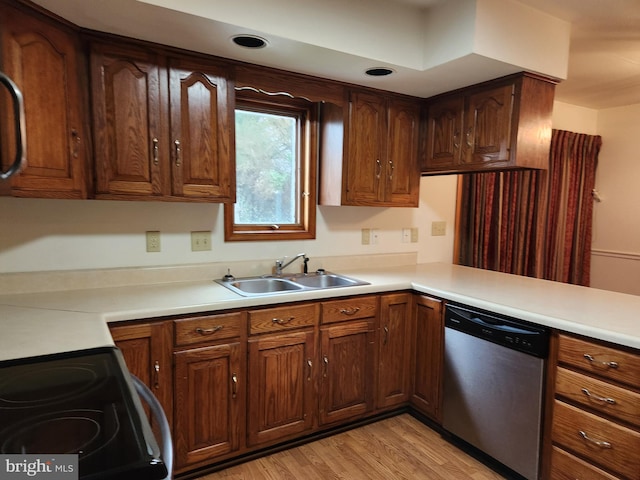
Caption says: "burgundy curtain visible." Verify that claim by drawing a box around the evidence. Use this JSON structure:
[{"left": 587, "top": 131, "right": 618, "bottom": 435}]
[{"left": 455, "top": 129, "right": 602, "bottom": 286}]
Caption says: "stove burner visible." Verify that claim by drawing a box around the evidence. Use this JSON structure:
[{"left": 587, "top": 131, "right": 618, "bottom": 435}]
[
  {"left": 0, "top": 406, "right": 120, "bottom": 459},
  {"left": 0, "top": 364, "right": 101, "bottom": 408}
]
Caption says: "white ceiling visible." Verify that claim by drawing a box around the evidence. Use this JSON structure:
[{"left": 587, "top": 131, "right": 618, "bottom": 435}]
[{"left": 30, "top": 0, "right": 640, "bottom": 110}]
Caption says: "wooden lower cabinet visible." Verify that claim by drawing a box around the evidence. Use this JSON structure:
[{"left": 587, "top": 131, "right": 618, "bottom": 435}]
[
  {"left": 247, "top": 330, "right": 316, "bottom": 447},
  {"left": 377, "top": 293, "right": 412, "bottom": 409},
  {"left": 109, "top": 321, "right": 173, "bottom": 429},
  {"left": 410, "top": 295, "right": 443, "bottom": 421},
  {"left": 173, "top": 342, "right": 244, "bottom": 469},
  {"left": 546, "top": 332, "right": 640, "bottom": 480},
  {"left": 319, "top": 317, "right": 376, "bottom": 425}
]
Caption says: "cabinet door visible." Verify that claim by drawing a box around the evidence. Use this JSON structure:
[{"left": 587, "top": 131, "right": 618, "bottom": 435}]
[
  {"left": 411, "top": 295, "right": 443, "bottom": 421},
  {"left": 0, "top": 5, "right": 88, "bottom": 198},
  {"left": 247, "top": 330, "right": 315, "bottom": 447},
  {"left": 423, "top": 96, "right": 464, "bottom": 171},
  {"left": 169, "top": 58, "right": 234, "bottom": 201},
  {"left": 463, "top": 84, "right": 514, "bottom": 166},
  {"left": 386, "top": 99, "right": 420, "bottom": 206},
  {"left": 174, "top": 342, "right": 243, "bottom": 468},
  {"left": 109, "top": 321, "right": 173, "bottom": 430},
  {"left": 345, "top": 90, "right": 386, "bottom": 204},
  {"left": 377, "top": 293, "right": 412, "bottom": 409},
  {"left": 91, "top": 44, "right": 168, "bottom": 197},
  {"left": 319, "top": 319, "right": 375, "bottom": 425}
]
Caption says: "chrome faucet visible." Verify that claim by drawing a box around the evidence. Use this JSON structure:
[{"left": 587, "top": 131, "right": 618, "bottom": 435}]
[{"left": 275, "top": 253, "right": 308, "bottom": 275}]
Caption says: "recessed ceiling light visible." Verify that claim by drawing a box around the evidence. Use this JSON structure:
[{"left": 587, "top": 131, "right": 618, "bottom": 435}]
[
  {"left": 365, "top": 67, "right": 395, "bottom": 77},
  {"left": 231, "top": 35, "right": 268, "bottom": 49}
]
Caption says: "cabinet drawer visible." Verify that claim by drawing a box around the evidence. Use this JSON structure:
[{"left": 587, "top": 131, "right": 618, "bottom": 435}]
[
  {"left": 552, "top": 400, "right": 640, "bottom": 479},
  {"left": 321, "top": 296, "right": 377, "bottom": 324},
  {"left": 249, "top": 304, "right": 318, "bottom": 335},
  {"left": 174, "top": 313, "right": 243, "bottom": 346},
  {"left": 556, "top": 367, "right": 640, "bottom": 428},
  {"left": 550, "top": 446, "right": 619, "bottom": 480},
  {"left": 558, "top": 334, "right": 640, "bottom": 388}
]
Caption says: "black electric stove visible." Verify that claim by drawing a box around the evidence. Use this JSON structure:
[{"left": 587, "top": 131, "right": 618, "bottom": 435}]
[{"left": 0, "top": 347, "right": 168, "bottom": 480}]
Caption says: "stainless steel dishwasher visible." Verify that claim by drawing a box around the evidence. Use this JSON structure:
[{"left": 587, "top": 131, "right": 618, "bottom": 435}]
[{"left": 442, "top": 304, "right": 549, "bottom": 480}]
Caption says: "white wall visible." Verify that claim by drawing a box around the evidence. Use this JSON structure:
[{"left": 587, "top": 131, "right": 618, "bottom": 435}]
[
  {"left": 553, "top": 101, "right": 640, "bottom": 296},
  {"left": 0, "top": 176, "right": 457, "bottom": 274}
]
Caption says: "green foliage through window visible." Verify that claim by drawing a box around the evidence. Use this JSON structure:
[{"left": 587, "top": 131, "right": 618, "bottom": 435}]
[{"left": 234, "top": 109, "right": 298, "bottom": 225}]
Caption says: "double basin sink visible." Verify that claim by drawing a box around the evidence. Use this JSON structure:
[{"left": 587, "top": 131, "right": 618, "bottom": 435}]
[{"left": 216, "top": 270, "right": 369, "bottom": 297}]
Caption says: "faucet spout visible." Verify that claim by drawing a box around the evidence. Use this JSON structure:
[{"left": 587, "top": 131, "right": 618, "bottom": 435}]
[{"left": 275, "top": 253, "right": 308, "bottom": 275}]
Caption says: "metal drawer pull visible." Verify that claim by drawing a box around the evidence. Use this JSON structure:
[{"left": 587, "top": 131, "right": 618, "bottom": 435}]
[
  {"left": 231, "top": 373, "right": 238, "bottom": 399},
  {"left": 196, "top": 325, "right": 223, "bottom": 335},
  {"left": 581, "top": 388, "right": 616, "bottom": 405},
  {"left": 323, "top": 355, "right": 329, "bottom": 378},
  {"left": 307, "top": 359, "right": 313, "bottom": 381},
  {"left": 383, "top": 325, "right": 389, "bottom": 345},
  {"left": 583, "top": 354, "right": 619, "bottom": 370},
  {"left": 339, "top": 307, "right": 360, "bottom": 316},
  {"left": 153, "top": 361, "right": 160, "bottom": 389},
  {"left": 388, "top": 160, "right": 394, "bottom": 180},
  {"left": 71, "top": 129, "right": 81, "bottom": 158},
  {"left": 579, "top": 430, "right": 612, "bottom": 449},
  {"left": 272, "top": 316, "right": 294, "bottom": 325},
  {"left": 375, "top": 159, "right": 382, "bottom": 179}
]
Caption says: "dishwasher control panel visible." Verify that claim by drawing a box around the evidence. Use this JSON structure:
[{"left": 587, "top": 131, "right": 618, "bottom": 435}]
[{"left": 445, "top": 303, "right": 549, "bottom": 357}]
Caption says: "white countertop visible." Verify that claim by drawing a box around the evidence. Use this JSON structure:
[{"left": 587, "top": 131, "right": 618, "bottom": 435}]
[{"left": 1, "top": 263, "right": 638, "bottom": 362}]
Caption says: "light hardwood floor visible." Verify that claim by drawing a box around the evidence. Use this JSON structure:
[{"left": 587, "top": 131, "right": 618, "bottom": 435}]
[{"left": 197, "top": 414, "right": 506, "bottom": 480}]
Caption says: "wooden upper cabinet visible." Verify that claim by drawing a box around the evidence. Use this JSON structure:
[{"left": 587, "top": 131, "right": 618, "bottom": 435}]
[
  {"left": 0, "top": 3, "right": 89, "bottom": 198},
  {"left": 91, "top": 44, "right": 166, "bottom": 198},
  {"left": 422, "top": 72, "right": 556, "bottom": 175},
  {"left": 90, "top": 42, "right": 234, "bottom": 202},
  {"left": 320, "top": 89, "right": 421, "bottom": 207},
  {"left": 168, "top": 58, "right": 234, "bottom": 201}
]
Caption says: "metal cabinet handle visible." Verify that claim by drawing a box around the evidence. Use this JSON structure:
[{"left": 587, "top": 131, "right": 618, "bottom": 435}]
[
  {"left": 152, "top": 137, "right": 159, "bottom": 165},
  {"left": 153, "top": 361, "right": 160, "bottom": 389},
  {"left": 71, "top": 129, "right": 81, "bottom": 158},
  {"left": 174, "top": 140, "right": 181, "bottom": 166},
  {"left": 307, "top": 359, "right": 313, "bottom": 381},
  {"left": 231, "top": 373, "right": 238, "bottom": 399},
  {"left": 579, "top": 430, "right": 612, "bottom": 449},
  {"left": 375, "top": 159, "right": 382, "bottom": 179},
  {"left": 322, "top": 355, "right": 329, "bottom": 378},
  {"left": 388, "top": 160, "right": 394, "bottom": 180},
  {"left": 196, "top": 325, "right": 223, "bottom": 335},
  {"left": 453, "top": 130, "right": 460, "bottom": 149},
  {"left": 581, "top": 388, "right": 616, "bottom": 405},
  {"left": 339, "top": 307, "right": 360, "bottom": 316},
  {"left": 383, "top": 325, "right": 389, "bottom": 345},
  {"left": 583, "top": 354, "right": 619, "bottom": 370},
  {"left": 272, "top": 317, "right": 294, "bottom": 325},
  {"left": 465, "top": 127, "right": 474, "bottom": 148},
  {"left": 0, "top": 72, "right": 26, "bottom": 180}
]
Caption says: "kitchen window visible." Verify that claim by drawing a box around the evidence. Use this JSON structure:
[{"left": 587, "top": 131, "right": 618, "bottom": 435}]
[{"left": 224, "top": 92, "right": 317, "bottom": 241}]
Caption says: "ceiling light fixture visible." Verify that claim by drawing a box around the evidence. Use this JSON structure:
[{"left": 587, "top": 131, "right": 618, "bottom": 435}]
[
  {"left": 365, "top": 67, "right": 394, "bottom": 77},
  {"left": 231, "top": 35, "right": 268, "bottom": 49}
]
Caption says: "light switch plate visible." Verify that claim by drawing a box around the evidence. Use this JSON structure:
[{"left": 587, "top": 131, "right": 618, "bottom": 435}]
[
  {"left": 191, "top": 231, "right": 212, "bottom": 251},
  {"left": 431, "top": 221, "right": 446, "bottom": 236}
]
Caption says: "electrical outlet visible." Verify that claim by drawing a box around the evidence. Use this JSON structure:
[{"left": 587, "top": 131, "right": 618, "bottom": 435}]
[
  {"left": 371, "top": 229, "right": 379, "bottom": 245},
  {"left": 361, "top": 228, "right": 371, "bottom": 245},
  {"left": 431, "top": 221, "right": 446, "bottom": 236},
  {"left": 146, "top": 231, "right": 161, "bottom": 252},
  {"left": 411, "top": 227, "right": 419, "bottom": 243},
  {"left": 191, "top": 231, "right": 212, "bottom": 251}
]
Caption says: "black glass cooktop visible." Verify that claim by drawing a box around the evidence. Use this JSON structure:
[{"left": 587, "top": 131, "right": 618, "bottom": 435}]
[{"left": 0, "top": 347, "right": 168, "bottom": 480}]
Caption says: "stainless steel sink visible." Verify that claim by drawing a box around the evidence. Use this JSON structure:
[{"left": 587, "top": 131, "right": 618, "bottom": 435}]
[
  {"left": 216, "top": 271, "right": 369, "bottom": 297},
  {"left": 289, "top": 273, "right": 361, "bottom": 288}
]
